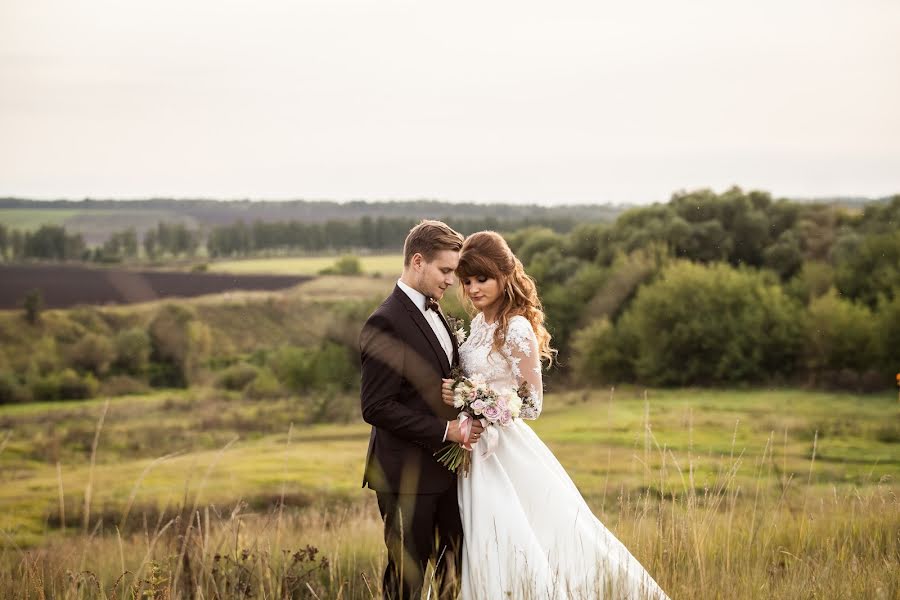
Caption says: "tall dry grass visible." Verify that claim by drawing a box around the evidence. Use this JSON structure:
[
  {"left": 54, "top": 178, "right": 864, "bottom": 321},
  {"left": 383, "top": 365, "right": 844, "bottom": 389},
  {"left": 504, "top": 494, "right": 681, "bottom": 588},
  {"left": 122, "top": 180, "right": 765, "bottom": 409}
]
[{"left": 1, "top": 397, "right": 897, "bottom": 600}]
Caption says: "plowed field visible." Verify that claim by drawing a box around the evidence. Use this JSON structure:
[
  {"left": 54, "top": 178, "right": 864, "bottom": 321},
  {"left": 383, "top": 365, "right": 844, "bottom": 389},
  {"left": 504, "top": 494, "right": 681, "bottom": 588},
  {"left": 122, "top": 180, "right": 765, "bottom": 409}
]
[{"left": 0, "top": 264, "right": 311, "bottom": 309}]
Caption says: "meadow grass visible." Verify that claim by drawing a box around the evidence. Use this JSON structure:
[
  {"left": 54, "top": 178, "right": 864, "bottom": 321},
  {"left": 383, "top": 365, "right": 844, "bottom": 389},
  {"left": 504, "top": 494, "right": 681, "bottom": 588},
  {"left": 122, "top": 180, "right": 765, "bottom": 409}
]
[
  {"left": 0, "top": 387, "right": 897, "bottom": 598},
  {"left": 0, "top": 208, "right": 191, "bottom": 236},
  {"left": 208, "top": 255, "right": 404, "bottom": 277},
  {"left": 0, "top": 209, "right": 83, "bottom": 230}
]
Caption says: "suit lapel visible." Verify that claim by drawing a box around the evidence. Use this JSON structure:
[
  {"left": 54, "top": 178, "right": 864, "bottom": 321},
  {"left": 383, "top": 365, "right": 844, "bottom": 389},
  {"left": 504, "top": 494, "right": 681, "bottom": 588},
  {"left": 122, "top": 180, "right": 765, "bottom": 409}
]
[
  {"left": 392, "top": 286, "right": 451, "bottom": 376},
  {"left": 435, "top": 309, "right": 460, "bottom": 368}
]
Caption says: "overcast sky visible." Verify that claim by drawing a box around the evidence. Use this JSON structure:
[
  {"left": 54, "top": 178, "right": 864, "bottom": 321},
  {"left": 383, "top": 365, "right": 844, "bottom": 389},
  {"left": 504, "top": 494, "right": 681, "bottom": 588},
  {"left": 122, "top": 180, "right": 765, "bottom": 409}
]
[{"left": 1, "top": 0, "right": 898, "bottom": 205}]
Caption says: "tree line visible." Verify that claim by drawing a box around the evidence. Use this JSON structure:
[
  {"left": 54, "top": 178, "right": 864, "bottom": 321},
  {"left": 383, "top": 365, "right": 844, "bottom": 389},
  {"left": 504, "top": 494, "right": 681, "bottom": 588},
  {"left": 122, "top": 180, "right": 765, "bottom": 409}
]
[
  {"left": 502, "top": 188, "right": 898, "bottom": 390},
  {"left": 0, "top": 216, "right": 582, "bottom": 261}
]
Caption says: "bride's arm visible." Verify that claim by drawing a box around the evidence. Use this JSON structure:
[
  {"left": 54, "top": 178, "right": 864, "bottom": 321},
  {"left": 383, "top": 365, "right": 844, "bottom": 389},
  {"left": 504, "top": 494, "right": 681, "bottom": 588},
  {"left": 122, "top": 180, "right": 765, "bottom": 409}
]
[{"left": 506, "top": 317, "right": 543, "bottom": 420}]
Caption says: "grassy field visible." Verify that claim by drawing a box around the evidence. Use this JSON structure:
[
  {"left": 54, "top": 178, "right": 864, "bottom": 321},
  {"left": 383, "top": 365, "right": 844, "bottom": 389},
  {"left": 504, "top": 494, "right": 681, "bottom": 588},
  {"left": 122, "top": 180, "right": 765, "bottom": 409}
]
[
  {"left": 208, "top": 254, "right": 404, "bottom": 276},
  {"left": 0, "top": 387, "right": 897, "bottom": 598},
  {"left": 0, "top": 209, "right": 82, "bottom": 230},
  {"left": 0, "top": 208, "right": 196, "bottom": 244}
]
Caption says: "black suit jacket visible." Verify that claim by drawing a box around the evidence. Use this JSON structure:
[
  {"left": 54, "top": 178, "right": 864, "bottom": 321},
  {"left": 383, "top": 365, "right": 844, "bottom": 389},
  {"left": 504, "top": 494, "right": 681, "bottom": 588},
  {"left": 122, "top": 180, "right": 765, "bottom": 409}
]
[{"left": 360, "top": 285, "right": 460, "bottom": 495}]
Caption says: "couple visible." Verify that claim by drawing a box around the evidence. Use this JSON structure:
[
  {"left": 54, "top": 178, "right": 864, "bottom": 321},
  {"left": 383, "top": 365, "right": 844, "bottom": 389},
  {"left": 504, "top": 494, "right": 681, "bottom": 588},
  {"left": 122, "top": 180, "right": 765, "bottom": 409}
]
[{"left": 360, "top": 220, "right": 669, "bottom": 599}]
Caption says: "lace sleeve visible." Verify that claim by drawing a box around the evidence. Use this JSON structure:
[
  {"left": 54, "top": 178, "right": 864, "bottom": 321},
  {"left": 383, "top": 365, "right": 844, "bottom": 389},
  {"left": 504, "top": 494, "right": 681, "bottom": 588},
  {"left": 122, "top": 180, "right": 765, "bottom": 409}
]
[{"left": 504, "top": 316, "right": 543, "bottom": 420}]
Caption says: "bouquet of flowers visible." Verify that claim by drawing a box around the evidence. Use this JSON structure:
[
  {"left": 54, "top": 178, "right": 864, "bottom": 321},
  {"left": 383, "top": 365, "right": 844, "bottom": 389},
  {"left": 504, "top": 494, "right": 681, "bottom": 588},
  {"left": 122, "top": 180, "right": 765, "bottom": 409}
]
[{"left": 435, "top": 367, "right": 535, "bottom": 476}]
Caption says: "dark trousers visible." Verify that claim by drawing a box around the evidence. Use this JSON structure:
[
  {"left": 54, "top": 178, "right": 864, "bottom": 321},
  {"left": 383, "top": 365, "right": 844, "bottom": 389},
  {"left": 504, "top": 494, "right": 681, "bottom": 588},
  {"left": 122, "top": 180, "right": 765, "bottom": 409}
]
[{"left": 376, "top": 486, "right": 463, "bottom": 600}]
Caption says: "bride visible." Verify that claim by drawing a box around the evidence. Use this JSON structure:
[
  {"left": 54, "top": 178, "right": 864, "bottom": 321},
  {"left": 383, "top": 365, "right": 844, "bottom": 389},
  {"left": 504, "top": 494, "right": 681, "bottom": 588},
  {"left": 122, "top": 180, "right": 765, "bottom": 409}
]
[{"left": 441, "top": 231, "right": 669, "bottom": 600}]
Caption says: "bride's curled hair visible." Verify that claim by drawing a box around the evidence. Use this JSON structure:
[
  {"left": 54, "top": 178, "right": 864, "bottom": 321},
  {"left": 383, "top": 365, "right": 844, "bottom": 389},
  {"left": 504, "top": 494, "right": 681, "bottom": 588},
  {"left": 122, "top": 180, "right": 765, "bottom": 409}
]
[{"left": 456, "top": 231, "right": 556, "bottom": 367}]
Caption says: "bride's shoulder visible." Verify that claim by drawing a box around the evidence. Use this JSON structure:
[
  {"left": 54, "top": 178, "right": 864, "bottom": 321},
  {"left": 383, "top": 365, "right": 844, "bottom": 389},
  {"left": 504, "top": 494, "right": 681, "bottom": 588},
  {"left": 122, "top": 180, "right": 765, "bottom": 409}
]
[{"left": 504, "top": 315, "right": 536, "bottom": 345}]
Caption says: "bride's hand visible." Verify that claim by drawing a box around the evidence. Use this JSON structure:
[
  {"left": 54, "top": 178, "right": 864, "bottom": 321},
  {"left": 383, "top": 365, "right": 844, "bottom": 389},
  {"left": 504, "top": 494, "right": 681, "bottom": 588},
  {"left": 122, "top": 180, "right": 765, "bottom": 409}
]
[{"left": 441, "top": 378, "right": 454, "bottom": 406}]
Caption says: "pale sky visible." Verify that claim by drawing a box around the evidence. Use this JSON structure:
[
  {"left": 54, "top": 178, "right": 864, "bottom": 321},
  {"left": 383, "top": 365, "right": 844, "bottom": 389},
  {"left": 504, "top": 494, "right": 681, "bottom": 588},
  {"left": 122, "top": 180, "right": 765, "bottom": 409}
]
[{"left": 1, "top": 0, "right": 898, "bottom": 204}]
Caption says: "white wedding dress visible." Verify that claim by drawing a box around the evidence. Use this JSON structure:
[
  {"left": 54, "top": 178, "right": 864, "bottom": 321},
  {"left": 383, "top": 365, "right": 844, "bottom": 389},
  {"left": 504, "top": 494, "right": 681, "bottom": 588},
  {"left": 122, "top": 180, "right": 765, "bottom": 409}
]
[{"left": 457, "top": 313, "right": 669, "bottom": 600}]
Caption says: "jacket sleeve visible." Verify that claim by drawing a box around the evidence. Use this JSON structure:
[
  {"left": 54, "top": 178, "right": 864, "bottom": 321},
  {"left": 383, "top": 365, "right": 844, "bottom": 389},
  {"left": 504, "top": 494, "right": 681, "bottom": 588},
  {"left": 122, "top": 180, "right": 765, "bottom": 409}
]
[{"left": 360, "top": 313, "right": 448, "bottom": 447}]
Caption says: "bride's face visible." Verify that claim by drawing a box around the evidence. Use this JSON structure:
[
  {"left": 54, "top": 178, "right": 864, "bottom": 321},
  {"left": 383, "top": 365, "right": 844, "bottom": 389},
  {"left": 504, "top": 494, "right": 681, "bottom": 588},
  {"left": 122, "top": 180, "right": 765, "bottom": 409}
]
[{"left": 461, "top": 274, "right": 501, "bottom": 312}]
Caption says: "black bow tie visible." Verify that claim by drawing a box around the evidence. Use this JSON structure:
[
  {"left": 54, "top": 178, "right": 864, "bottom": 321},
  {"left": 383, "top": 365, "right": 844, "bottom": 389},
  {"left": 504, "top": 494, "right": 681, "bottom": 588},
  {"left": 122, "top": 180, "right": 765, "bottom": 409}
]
[{"left": 425, "top": 297, "right": 440, "bottom": 312}]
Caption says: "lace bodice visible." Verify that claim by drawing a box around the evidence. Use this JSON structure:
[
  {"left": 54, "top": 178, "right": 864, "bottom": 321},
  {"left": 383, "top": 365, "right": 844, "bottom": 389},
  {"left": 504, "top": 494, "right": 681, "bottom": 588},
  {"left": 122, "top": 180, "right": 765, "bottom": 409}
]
[{"left": 459, "top": 313, "right": 543, "bottom": 419}]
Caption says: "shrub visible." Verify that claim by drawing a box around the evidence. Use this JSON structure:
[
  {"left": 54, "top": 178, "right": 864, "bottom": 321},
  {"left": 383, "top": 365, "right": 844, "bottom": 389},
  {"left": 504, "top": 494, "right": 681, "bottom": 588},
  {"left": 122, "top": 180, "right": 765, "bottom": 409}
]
[
  {"left": 785, "top": 262, "right": 834, "bottom": 305},
  {"left": 243, "top": 367, "right": 283, "bottom": 400},
  {"left": 0, "top": 372, "right": 30, "bottom": 404},
  {"left": 615, "top": 261, "right": 805, "bottom": 386},
  {"left": 571, "top": 318, "right": 635, "bottom": 385},
  {"left": 30, "top": 373, "right": 60, "bottom": 402},
  {"left": 22, "top": 289, "right": 42, "bottom": 325},
  {"left": 834, "top": 230, "right": 900, "bottom": 308},
  {"left": 57, "top": 368, "right": 98, "bottom": 400},
  {"left": 306, "top": 342, "right": 357, "bottom": 391},
  {"left": 215, "top": 362, "right": 260, "bottom": 391},
  {"left": 806, "top": 289, "right": 878, "bottom": 380},
  {"left": 148, "top": 304, "right": 211, "bottom": 387},
  {"left": 318, "top": 255, "right": 362, "bottom": 276},
  {"left": 69, "top": 333, "right": 115, "bottom": 375},
  {"left": 269, "top": 342, "right": 358, "bottom": 392},
  {"left": 874, "top": 294, "right": 900, "bottom": 374},
  {"left": 114, "top": 328, "right": 152, "bottom": 375}
]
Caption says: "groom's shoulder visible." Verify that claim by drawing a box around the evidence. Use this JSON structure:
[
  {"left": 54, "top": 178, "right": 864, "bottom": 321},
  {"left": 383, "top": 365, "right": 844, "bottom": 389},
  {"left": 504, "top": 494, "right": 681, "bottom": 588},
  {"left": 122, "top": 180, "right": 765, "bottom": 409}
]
[{"left": 363, "top": 290, "right": 403, "bottom": 328}]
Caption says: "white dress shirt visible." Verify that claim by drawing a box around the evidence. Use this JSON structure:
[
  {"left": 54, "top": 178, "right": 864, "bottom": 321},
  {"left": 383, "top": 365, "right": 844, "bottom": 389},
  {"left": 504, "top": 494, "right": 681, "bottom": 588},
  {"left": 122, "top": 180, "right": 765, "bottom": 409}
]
[{"left": 397, "top": 279, "right": 453, "bottom": 442}]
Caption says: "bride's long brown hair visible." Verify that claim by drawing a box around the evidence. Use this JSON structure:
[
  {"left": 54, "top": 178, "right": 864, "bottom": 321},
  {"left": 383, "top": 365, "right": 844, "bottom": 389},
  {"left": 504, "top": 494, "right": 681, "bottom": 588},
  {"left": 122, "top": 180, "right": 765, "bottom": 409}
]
[{"left": 456, "top": 231, "right": 555, "bottom": 367}]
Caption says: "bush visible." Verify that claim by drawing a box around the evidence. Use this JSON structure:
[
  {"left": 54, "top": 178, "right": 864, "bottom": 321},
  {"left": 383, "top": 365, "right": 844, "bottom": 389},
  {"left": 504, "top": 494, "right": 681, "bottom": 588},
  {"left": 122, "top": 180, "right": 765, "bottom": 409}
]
[
  {"left": 571, "top": 318, "right": 635, "bottom": 385},
  {"left": 22, "top": 289, "right": 42, "bottom": 325},
  {"left": 834, "top": 230, "right": 900, "bottom": 308},
  {"left": 114, "top": 328, "right": 152, "bottom": 375},
  {"left": 69, "top": 333, "right": 116, "bottom": 375},
  {"left": 215, "top": 362, "right": 260, "bottom": 391},
  {"left": 243, "top": 367, "right": 283, "bottom": 400},
  {"left": 148, "top": 304, "right": 210, "bottom": 387},
  {"left": 57, "top": 368, "right": 98, "bottom": 400},
  {"left": 318, "top": 255, "right": 362, "bottom": 276},
  {"left": 785, "top": 262, "right": 834, "bottom": 305},
  {"left": 806, "top": 289, "right": 877, "bottom": 377},
  {"left": 874, "top": 294, "right": 900, "bottom": 375},
  {"left": 615, "top": 261, "right": 805, "bottom": 386},
  {"left": 30, "top": 373, "right": 60, "bottom": 402},
  {"left": 269, "top": 342, "right": 358, "bottom": 392},
  {"left": 0, "top": 372, "right": 31, "bottom": 404}
]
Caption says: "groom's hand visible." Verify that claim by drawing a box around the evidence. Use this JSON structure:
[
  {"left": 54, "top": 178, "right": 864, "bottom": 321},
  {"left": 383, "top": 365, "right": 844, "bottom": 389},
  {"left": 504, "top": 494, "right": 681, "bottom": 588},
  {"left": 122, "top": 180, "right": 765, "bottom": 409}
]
[
  {"left": 446, "top": 419, "right": 485, "bottom": 444},
  {"left": 441, "top": 378, "right": 454, "bottom": 406}
]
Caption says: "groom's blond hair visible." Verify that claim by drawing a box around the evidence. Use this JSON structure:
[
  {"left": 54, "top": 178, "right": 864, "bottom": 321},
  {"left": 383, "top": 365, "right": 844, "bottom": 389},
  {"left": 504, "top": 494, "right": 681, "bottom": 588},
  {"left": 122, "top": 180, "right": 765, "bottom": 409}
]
[{"left": 403, "top": 220, "right": 464, "bottom": 266}]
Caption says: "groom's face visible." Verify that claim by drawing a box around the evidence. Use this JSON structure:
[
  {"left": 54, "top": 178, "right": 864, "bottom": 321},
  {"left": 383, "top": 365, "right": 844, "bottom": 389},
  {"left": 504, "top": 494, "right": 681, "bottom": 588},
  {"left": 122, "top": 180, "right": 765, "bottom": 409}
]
[{"left": 413, "top": 249, "right": 459, "bottom": 301}]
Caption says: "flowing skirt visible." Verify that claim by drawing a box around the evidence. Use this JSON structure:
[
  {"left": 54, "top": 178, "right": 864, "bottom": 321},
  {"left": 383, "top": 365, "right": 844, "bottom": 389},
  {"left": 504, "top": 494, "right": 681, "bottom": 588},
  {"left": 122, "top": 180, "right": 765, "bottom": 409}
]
[{"left": 458, "top": 420, "right": 669, "bottom": 600}]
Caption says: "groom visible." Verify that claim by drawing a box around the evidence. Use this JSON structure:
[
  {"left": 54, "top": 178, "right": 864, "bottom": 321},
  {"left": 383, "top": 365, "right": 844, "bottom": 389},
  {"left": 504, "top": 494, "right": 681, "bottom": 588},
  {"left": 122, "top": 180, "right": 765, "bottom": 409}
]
[{"left": 360, "top": 220, "right": 484, "bottom": 599}]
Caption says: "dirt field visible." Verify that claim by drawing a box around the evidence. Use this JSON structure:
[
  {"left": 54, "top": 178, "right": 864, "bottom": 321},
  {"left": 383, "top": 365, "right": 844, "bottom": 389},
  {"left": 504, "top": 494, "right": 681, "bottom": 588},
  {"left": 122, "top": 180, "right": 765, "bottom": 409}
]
[{"left": 0, "top": 263, "right": 312, "bottom": 309}]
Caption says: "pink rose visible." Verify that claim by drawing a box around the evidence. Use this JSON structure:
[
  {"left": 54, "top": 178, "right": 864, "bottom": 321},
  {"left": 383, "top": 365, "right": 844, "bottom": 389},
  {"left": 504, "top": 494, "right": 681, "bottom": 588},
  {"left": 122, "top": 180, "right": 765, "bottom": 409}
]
[
  {"left": 499, "top": 409, "right": 512, "bottom": 426},
  {"left": 483, "top": 405, "right": 501, "bottom": 421},
  {"left": 471, "top": 399, "right": 486, "bottom": 415}
]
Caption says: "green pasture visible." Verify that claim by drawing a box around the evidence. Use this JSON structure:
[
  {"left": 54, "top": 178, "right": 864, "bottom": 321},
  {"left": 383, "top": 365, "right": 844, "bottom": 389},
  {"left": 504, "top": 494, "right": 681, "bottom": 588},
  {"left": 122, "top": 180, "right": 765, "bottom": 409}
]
[
  {"left": 0, "top": 386, "right": 896, "bottom": 547},
  {"left": 209, "top": 254, "right": 404, "bottom": 276},
  {"left": 0, "top": 208, "right": 195, "bottom": 238},
  {"left": 0, "top": 209, "right": 81, "bottom": 230}
]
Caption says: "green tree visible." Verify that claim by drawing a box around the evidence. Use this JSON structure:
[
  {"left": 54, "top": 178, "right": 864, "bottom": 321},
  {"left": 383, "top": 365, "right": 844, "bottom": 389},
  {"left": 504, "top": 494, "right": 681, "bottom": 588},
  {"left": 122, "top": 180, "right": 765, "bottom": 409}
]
[
  {"left": 69, "top": 333, "right": 116, "bottom": 375},
  {"left": 571, "top": 318, "right": 636, "bottom": 384},
  {"left": 618, "top": 261, "right": 805, "bottom": 385},
  {"left": 23, "top": 289, "right": 42, "bottom": 325},
  {"left": 834, "top": 231, "right": 900, "bottom": 308},
  {"left": 114, "top": 328, "right": 152, "bottom": 375},
  {"left": 806, "top": 289, "right": 878, "bottom": 382},
  {"left": 148, "top": 304, "right": 210, "bottom": 386}
]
